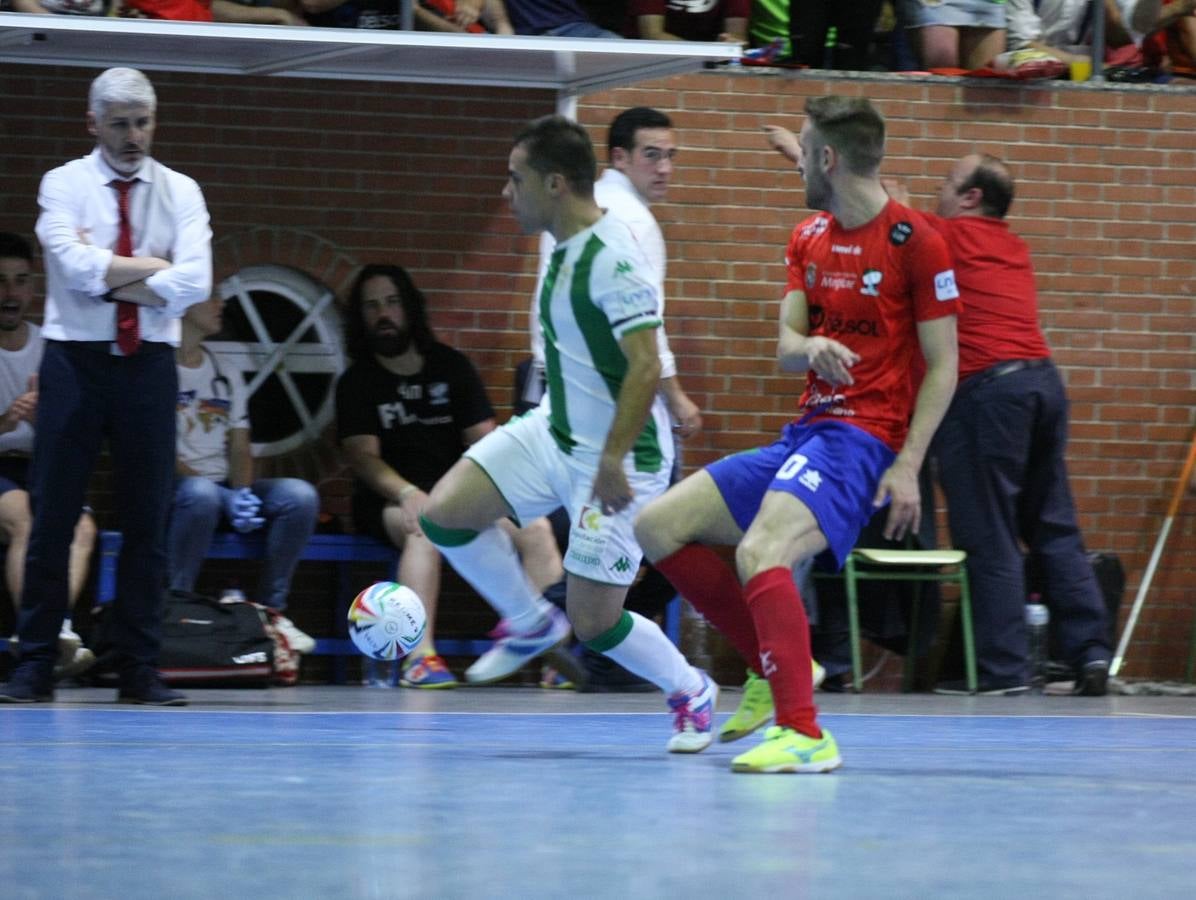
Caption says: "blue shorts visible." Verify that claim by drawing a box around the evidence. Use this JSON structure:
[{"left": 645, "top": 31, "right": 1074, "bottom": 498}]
[
  {"left": 0, "top": 456, "right": 31, "bottom": 497},
  {"left": 706, "top": 420, "right": 896, "bottom": 570}
]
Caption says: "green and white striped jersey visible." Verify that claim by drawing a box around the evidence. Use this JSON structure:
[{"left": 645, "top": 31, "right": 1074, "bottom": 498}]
[{"left": 537, "top": 212, "right": 673, "bottom": 473}]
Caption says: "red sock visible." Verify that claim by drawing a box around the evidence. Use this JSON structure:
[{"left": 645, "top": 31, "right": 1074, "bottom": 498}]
[
  {"left": 744, "top": 566, "right": 821, "bottom": 739},
  {"left": 654, "top": 544, "right": 761, "bottom": 674}
]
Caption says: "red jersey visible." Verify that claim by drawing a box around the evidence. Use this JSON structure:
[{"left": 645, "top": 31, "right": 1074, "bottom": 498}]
[
  {"left": 785, "top": 200, "right": 960, "bottom": 451},
  {"left": 923, "top": 214, "right": 1051, "bottom": 381}
]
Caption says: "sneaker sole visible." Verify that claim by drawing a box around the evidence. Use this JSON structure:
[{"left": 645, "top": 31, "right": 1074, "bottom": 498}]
[
  {"left": 117, "top": 696, "right": 189, "bottom": 707},
  {"left": 731, "top": 754, "right": 843, "bottom": 774},
  {"left": 464, "top": 631, "right": 571, "bottom": 685},
  {"left": 718, "top": 718, "right": 771, "bottom": 744},
  {"left": 0, "top": 692, "right": 53, "bottom": 704},
  {"left": 399, "top": 679, "right": 458, "bottom": 690},
  {"left": 934, "top": 685, "right": 1029, "bottom": 696}
]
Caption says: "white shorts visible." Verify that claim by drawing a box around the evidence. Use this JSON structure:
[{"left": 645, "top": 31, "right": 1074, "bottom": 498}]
[{"left": 465, "top": 408, "right": 672, "bottom": 587}]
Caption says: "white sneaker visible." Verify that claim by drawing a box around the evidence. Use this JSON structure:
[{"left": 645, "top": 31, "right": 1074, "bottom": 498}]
[
  {"left": 57, "top": 627, "right": 82, "bottom": 669},
  {"left": 666, "top": 670, "right": 719, "bottom": 753},
  {"left": 54, "top": 646, "right": 96, "bottom": 681},
  {"left": 812, "top": 658, "right": 826, "bottom": 690},
  {"left": 465, "top": 607, "right": 571, "bottom": 684},
  {"left": 273, "top": 615, "right": 316, "bottom": 654}
]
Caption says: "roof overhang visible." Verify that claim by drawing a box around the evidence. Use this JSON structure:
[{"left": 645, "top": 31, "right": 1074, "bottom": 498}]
[{"left": 0, "top": 15, "right": 740, "bottom": 95}]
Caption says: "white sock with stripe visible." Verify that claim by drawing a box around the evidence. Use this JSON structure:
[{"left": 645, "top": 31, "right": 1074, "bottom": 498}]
[{"left": 589, "top": 611, "right": 703, "bottom": 696}]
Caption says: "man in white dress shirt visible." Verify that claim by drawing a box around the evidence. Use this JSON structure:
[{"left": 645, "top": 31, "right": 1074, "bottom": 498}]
[{"left": 0, "top": 67, "right": 212, "bottom": 705}]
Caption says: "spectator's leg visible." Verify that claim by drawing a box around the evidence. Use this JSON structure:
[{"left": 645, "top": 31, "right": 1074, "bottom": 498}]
[
  {"left": 252, "top": 477, "right": 319, "bottom": 610},
  {"left": 0, "top": 488, "right": 31, "bottom": 604},
  {"left": 66, "top": 512, "right": 98, "bottom": 607},
  {"left": 913, "top": 24, "right": 961, "bottom": 68},
  {"left": 167, "top": 477, "right": 222, "bottom": 594},
  {"left": 382, "top": 505, "right": 443, "bottom": 660},
  {"left": 958, "top": 26, "right": 1005, "bottom": 70},
  {"left": 106, "top": 345, "right": 177, "bottom": 669}
]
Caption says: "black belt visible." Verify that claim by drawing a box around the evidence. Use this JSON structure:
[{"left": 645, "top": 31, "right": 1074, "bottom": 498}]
[{"left": 972, "top": 357, "right": 1051, "bottom": 386}]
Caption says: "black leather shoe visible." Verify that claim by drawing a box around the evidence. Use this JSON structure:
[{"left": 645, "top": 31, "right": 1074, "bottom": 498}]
[
  {"left": 0, "top": 662, "right": 55, "bottom": 703},
  {"left": 1073, "top": 660, "right": 1109, "bottom": 697},
  {"left": 118, "top": 668, "right": 188, "bottom": 706}
]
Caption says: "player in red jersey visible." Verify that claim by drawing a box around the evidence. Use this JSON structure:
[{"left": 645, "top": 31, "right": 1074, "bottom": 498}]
[{"left": 635, "top": 96, "right": 960, "bottom": 773}]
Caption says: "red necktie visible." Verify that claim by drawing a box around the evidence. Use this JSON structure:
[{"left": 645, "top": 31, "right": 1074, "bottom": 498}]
[{"left": 111, "top": 179, "right": 141, "bottom": 355}]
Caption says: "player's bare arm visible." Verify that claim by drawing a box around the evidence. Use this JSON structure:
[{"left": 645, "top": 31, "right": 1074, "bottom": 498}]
[
  {"left": 777, "top": 288, "right": 860, "bottom": 386},
  {"left": 872, "top": 314, "right": 958, "bottom": 540},
  {"left": 593, "top": 326, "right": 662, "bottom": 515}
]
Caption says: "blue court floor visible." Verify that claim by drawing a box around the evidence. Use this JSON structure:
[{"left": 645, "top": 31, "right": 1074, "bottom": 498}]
[{"left": 2, "top": 686, "right": 1194, "bottom": 899}]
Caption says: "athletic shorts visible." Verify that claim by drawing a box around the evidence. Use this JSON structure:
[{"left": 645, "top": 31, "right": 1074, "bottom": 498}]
[
  {"left": 0, "top": 456, "right": 31, "bottom": 496},
  {"left": 898, "top": 0, "right": 1006, "bottom": 30},
  {"left": 465, "top": 407, "right": 672, "bottom": 587},
  {"left": 705, "top": 420, "right": 896, "bottom": 569}
]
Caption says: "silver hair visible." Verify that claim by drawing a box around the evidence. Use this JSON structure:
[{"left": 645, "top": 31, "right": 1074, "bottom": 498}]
[{"left": 88, "top": 67, "right": 156, "bottom": 119}]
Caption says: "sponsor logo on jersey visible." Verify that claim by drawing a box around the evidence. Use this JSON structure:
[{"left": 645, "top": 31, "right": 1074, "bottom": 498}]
[
  {"left": 860, "top": 269, "right": 882, "bottom": 296},
  {"left": 934, "top": 269, "right": 960, "bottom": 301},
  {"left": 800, "top": 216, "right": 830, "bottom": 238},
  {"left": 806, "top": 263, "right": 817, "bottom": 289},
  {"left": 615, "top": 259, "right": 634, "bottom": 277},
  {"left": 831, "top": 243, "right": 862, "bottom": 256},
  {"left": 611, "top": 557, "right": 633, "bottom": 574},
  {"left": 429, "top": 382, "right": 449, "bottom": 405},
  {"left": 820, "top": 273, "right": 857, "bottom": 291},
  {"left": 890, "top": 222, "right": 913, "bottom": 245},
  {"left": 577, "top": 506, "right": 603, "bottom": 532}
]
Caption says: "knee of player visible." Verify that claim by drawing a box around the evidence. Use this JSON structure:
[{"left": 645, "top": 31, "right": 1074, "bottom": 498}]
[
  {"left": 632, "top": 500, "right": 669, "bottom": 561},
  {"left": 417, "top": 507, "right": 479, "bottom": 549},
  {"left": 734, "top": 535, "right": 775, "bottom": 583}
]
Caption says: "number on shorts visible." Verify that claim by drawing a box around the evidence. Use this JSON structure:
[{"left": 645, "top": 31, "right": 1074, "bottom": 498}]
[{"left": 776, "top": 453, "right": 808, "bottom": 481}]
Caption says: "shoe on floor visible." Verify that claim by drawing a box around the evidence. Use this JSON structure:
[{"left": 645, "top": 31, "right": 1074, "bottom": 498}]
[
  {"left": 465, "top": 607, "right": 571, "bottom": 684},
  {"left": 934, "top": 678, "right": 1029, "bottom": 696},
  {"left": 272, "top": 615, "right": 316, "bottom": 655},
  {"left": 118, "top": 667, "right": 188, "bottom": 706},
  {"left": 54, "top": 646, "right": 96, "bottom": 682},
  {"left": 719, "top": 670, "right": 773, "bottom": 743},
  {"left": 0, "top": 661, "right": 54, "bottom": 703},
  {"left": 57, "top": 627, "right": 82, "bottom": 669},
  {"left": 731, "top": 725, "right": 842, "bottom": 774},
  {"left": 538, "top": 664, "right": 574, "bottom": 689},
  {"left": 1073, "top": 660, "right": 1109, "bottom": 696},
  {"left": 666, "top": 670, "right": 718, "bottom": 753},
  {"left": 400, "top": 653, "right": 458, "bottom": 689},
  {"left": 718, "top": 660, "right": 826, "bottom": 744}
]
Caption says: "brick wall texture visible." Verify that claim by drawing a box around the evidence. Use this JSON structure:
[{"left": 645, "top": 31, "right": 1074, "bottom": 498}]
[{"left": 1, "top": 65, "right": 1193, "bottom": 680}]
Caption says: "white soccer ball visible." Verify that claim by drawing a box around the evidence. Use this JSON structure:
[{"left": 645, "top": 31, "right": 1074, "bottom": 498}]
[{"left": 347, "top": 581, "right": 427, "bottom": 661}]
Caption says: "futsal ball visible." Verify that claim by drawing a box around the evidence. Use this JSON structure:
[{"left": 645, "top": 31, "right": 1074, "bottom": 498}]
[{"left": 347, "top": 581, "right": 427, "bottom": 661}]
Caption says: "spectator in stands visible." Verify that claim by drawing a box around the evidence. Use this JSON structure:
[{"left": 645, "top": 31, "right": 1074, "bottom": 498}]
[
  {"left": 0, "top": 68, "right": 212, "bottom": 706},
  {"left": 884, "top": 154, "right": 1112, "bottom": 696},
  {"left": 7, "top": 0, "right": 113, "bottom": 14},
  {"left": 120, "top": 0, "right": 309, "bottom": 24},
  {"left": 791, "top": 0, "right": 889, "bottom": 68},
  {"left": 1005, "top": 0, "right": 1165, "bottom": 64},
  {"left": 415, "top": 0, "right": 515, "bottom": 32},
  {"left": 170, "top": 295, "right": 320, "bottom": 655},
  {"left": 503, "top": 0, "right": 622, "bottom": 36},
  {"left": 626, "top": 0, "right": 749, "bottom": 42},
  {"left": 336, "top": 264, "right": 563, "bottom": 688},
  {"left": 1142, "top": 0, "right": 1196, "bottom": 72},
  {"left": 896, "top": 0, "right": 1006, "bottom": 70},
  {"left": 0, "top": 233, "right": 97, "bottom": 681}
]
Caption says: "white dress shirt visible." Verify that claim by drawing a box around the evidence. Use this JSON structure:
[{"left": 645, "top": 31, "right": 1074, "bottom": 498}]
[
  {"left": 35, "top": 148, "right": 213, "bottom": 346},
  {"left": 533, "top": 168, "right": 678, "bottom": 380}
]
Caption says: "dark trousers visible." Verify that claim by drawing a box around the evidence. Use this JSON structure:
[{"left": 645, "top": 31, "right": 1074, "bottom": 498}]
[
  {"left": 933, "top": 361, "right": 1110, "bottom": 683},
  {"left": 17, "top": 340, "right": 177, "bottom": 670}
]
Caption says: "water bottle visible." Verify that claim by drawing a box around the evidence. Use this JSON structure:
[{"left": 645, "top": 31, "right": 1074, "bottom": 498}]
[
  {"left": 361, "top": 657, "right": 398, "bottom": 688},
  {"left": 1025, "top": 597, "right": 1050, "bottom": 693}
]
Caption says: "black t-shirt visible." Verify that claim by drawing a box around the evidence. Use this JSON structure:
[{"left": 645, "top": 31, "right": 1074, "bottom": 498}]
[{"left": 335, "top": 343, "right": 495, "bottom": 494}]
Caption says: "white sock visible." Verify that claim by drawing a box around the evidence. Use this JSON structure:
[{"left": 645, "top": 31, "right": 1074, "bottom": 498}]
[
  {"left": 61, "top": 617, "right": 73, "bottom": 635},
  {"left": 599, "top": 611, "right": 703, "bottom": 696},
  {"left": 437, "top": 525, "right": 552, "bottom": 634}
]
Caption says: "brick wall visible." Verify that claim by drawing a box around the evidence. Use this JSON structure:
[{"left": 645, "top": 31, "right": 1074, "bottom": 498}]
[{"left": 1, "top": 65, "right": 1193, "bottom": 679}]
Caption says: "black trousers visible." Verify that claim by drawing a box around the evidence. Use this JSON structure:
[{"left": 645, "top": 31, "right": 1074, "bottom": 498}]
[
  {"left": 17, "top": 340, "right": 177, "bottom": 670},
  {"left": 933, "top": 361, "right": 1110, "bottom": 682}
]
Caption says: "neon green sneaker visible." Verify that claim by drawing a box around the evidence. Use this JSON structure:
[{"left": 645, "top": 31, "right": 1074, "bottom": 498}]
[
  {"left": 718, "top": 670, "right": 773, "bottom": 743},
  {"left": 730, "top": 725, "right": 842, "bottom": 774},
  {"left": 718, "top": 661, "right": 827, "bottom": 744}
]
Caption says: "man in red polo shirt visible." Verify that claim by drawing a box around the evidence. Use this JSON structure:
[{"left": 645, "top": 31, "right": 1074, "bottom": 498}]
[{"left": 889, "top": 154, "right": 1112, "bottom": 697}]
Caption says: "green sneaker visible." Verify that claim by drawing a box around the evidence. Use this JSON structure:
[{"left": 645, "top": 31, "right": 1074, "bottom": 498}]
[
  {"left": 718, "top": 661, "right": 827, "bottom": 744},
  {"left": 730, "top": 725, "right": 842, "bottom": 774},
  {"left": 718, "top": 670, "right": 773, "bottom": 743}
]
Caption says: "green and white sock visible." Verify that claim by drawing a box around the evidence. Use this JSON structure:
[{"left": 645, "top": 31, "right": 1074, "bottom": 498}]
[{"left": 586, "top": 610, "right": 702, "bottom": 695}]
